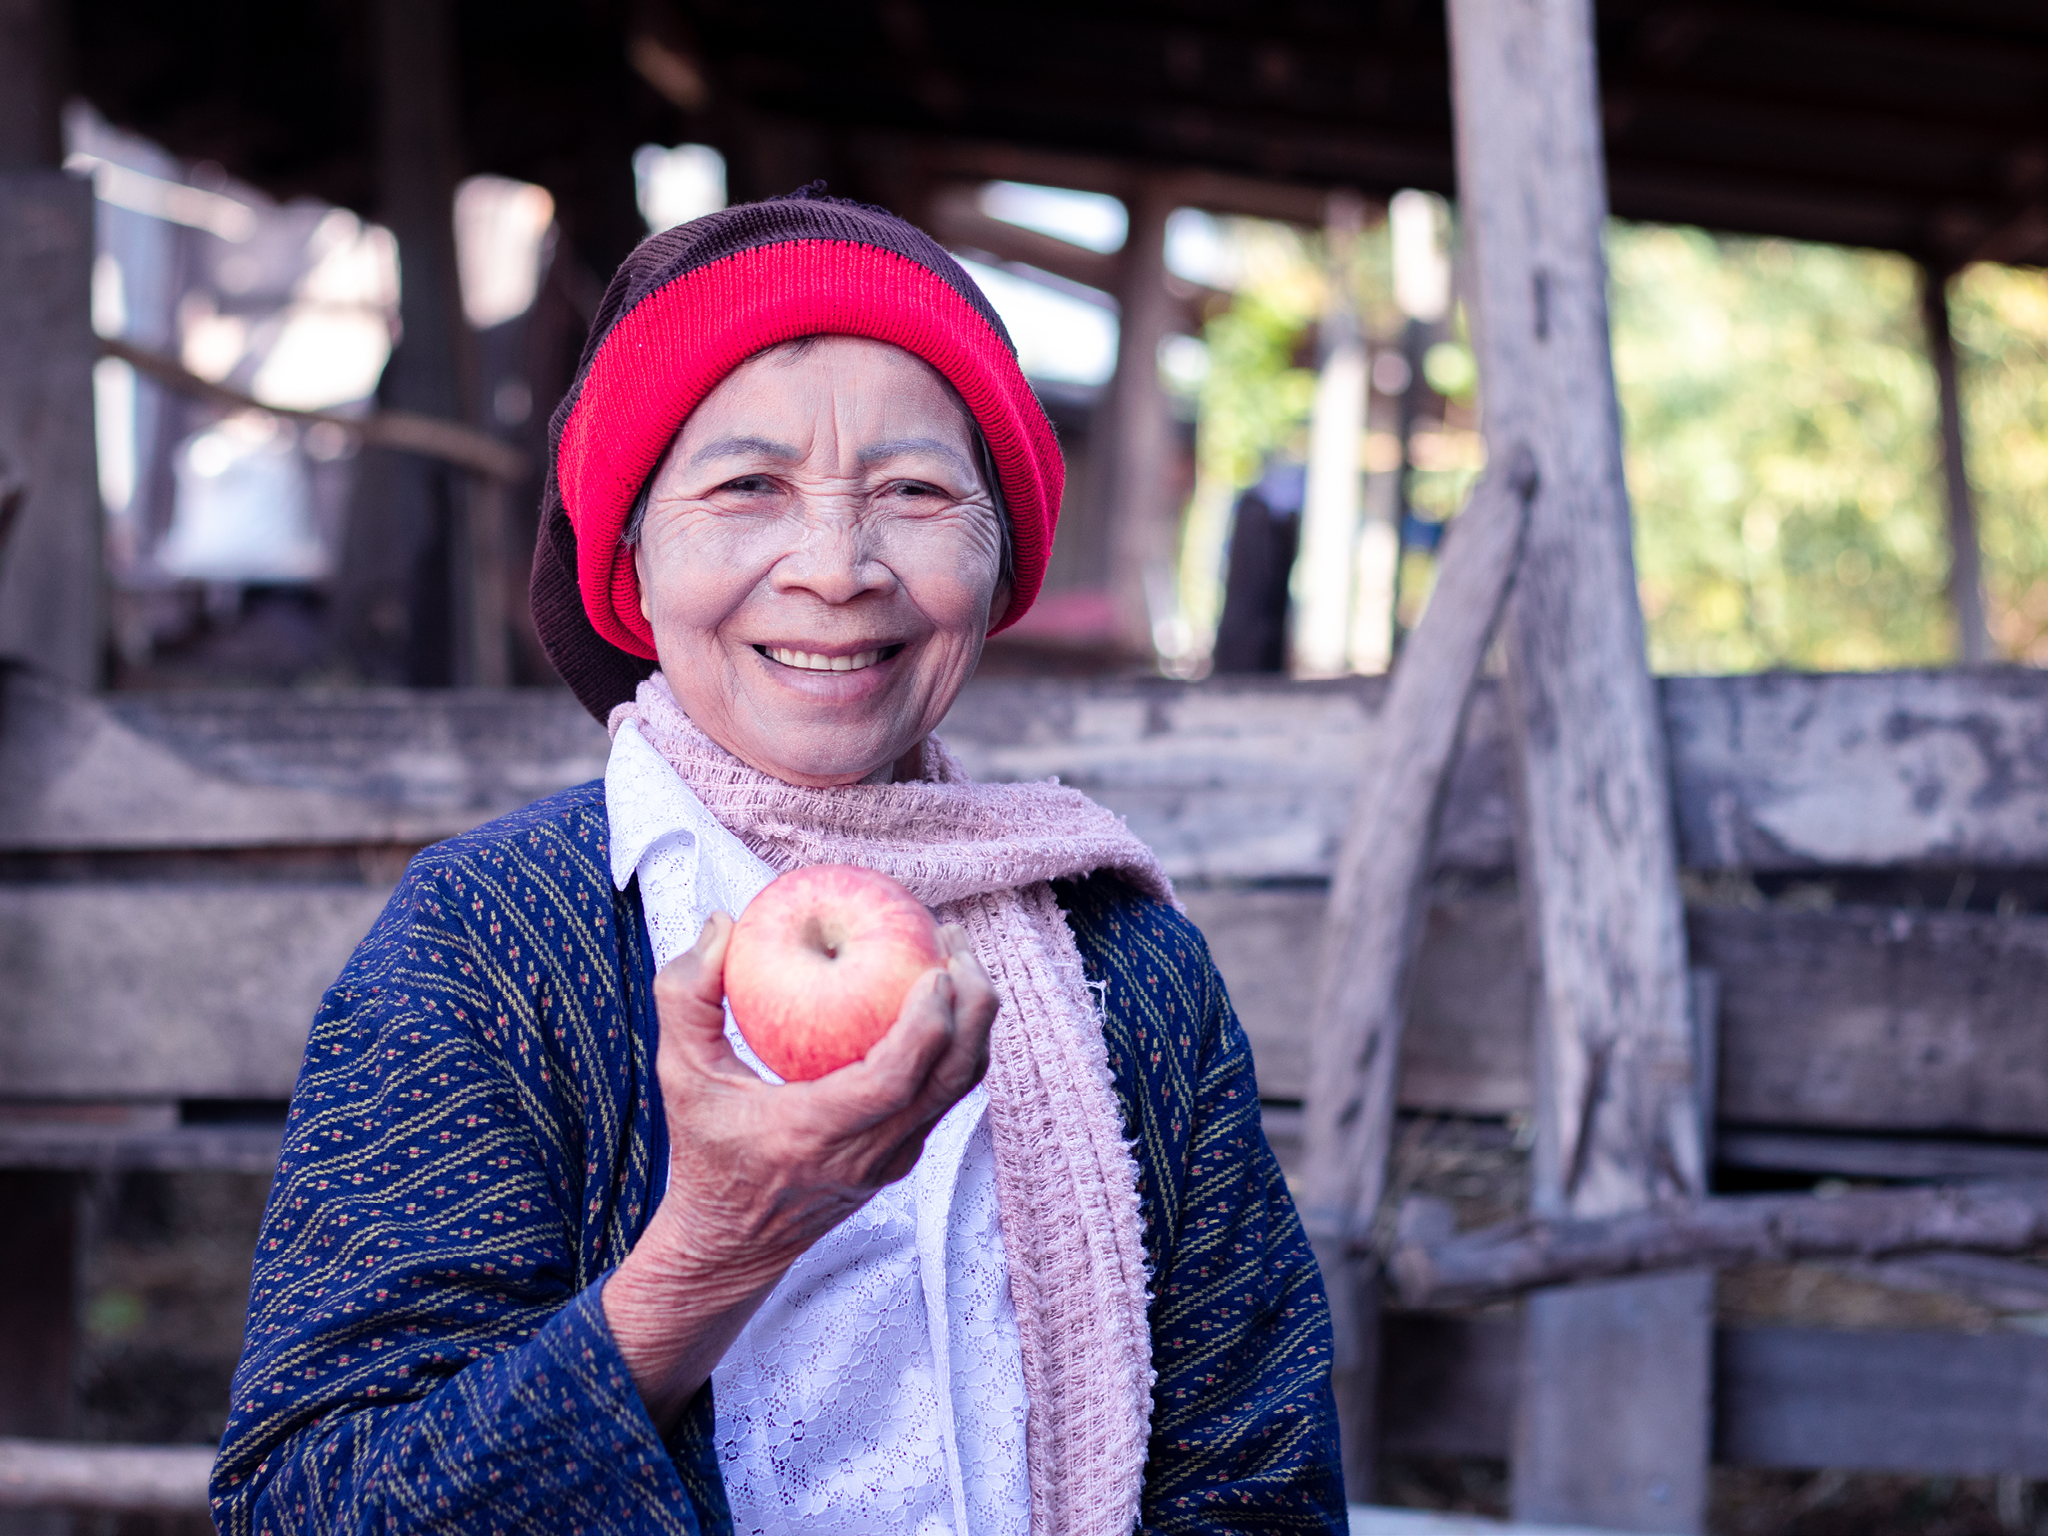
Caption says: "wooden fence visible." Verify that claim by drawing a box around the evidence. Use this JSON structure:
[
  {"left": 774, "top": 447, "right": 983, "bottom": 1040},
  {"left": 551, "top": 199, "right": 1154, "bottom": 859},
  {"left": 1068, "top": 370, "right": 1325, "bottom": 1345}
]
[{"left": 6, "top": 662, "right": 2048, "bottom": 1500}]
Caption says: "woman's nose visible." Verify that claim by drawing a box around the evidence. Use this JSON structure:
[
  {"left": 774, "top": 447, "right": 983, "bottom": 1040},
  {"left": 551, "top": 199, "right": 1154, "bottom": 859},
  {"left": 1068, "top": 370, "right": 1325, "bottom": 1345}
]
[{"left": 768, "top": 506, "right": 893, "bottom": 605}]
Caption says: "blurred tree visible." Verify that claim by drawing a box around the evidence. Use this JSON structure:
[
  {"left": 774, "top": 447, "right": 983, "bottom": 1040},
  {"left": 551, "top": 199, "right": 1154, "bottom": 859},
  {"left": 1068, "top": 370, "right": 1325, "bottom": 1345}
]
[
  {"left": 1609, "top": 224, "right": 1952, "bottom": 674},
  {"left": 1952, "top": 262, "right": 2048, "bottom": 663},
  {"left": 1177, "top": 219, "right": 2047, "bottom": 678}
]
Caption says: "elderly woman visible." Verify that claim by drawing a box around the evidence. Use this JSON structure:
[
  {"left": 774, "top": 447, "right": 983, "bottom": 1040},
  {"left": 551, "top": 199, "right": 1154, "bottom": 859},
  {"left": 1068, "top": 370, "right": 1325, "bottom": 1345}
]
[{"left": 212, "top": 190, "right": 1342, "bottom": 1535}]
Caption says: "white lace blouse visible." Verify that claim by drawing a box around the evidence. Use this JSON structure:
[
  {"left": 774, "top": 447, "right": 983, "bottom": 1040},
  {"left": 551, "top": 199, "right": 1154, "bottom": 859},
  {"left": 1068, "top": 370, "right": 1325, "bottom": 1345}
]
[{"left": 605, "top": 721, "right": 1032, "bottom": 1535}]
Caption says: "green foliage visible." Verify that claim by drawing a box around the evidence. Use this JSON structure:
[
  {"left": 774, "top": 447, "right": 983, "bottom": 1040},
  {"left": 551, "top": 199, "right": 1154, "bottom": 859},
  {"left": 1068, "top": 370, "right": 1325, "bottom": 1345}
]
[
  {"left": 1952, "top": 263, "right": 2048, "bottom": 662},
  {"left": 1176, "top": 222, "right": 1328, "bottom": 639},
  {"left": 1609, "top": 224, "right": 1953, "bottom": 673},
  {"left": 1189, "top": 224, "right": 1328, "bottom": 493}
]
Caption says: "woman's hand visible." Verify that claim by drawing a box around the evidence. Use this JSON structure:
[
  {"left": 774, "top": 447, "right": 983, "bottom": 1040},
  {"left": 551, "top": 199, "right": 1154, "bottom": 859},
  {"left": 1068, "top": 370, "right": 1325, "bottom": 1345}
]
[{"left": 601, "top": 910, "right": 996, "bottom": 1430}]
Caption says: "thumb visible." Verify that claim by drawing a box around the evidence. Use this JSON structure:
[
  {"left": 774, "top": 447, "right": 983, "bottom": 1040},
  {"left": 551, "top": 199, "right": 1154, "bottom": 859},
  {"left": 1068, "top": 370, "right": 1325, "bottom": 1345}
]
[{"left": 652, "top": 911, "right": 735, "bottom": 1058}]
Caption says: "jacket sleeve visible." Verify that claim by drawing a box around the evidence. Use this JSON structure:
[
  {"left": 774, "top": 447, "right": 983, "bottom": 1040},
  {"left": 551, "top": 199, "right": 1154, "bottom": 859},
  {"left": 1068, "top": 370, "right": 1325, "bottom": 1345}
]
[
  {"left": 209, "top": 849, "right": 716, "bottom": 1536},
  {"left": 1062, "top": 876, "right": 1348, "bottom": 1534}
]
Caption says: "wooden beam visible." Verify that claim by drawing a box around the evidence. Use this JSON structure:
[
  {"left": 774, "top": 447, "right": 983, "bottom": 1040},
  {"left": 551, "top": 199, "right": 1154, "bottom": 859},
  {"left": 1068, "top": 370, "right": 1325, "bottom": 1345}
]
[
  {"left": 924, "top": 183, "right": 1117, "bottom": 293},
  {"left": 0, "top": 667, "right": 610, "bottom": 855},
  {"left": 1700, "top": 904, "right": 2048, "bottom": 1140},
  {"left": 0, "top": 1119, "right": 283, "bottom": 1174},
  {"left": 1448, "top": 0, "right": 1707, "bottom": 1527},
  {"left": 1299, "top": 447, "right": 1536, "bottom": 1494},
  {"left": 1390, "top": 1182, "right": 2048, "bottom": 1308},
  {"left": 1099, "top": 175, "right": 1178, "bottom": 658},
  {"left": 20, "top": 669, "right": 2048, "bottom": 877},
  {"left": 0, "top": 884, "right": 390, "bottom": 1098},
  {"left": 0, "top": 1438, "right": 211, "bottom": 1514},
  {"left": 921, "top": 140, "right": 1336, "bottom": 227},
  {"left": 100, "top": 337, "right": 530, "bottom": 482},
  {"left": 0, "top": 173, "right": 100, "bottom": 691},
  {"left": 1921, "top": 264, "right": 1992, "bottom": 666},
  {"left": 1452, "top": 0, "right": 1701, "bottom": 1223},
  {"left": 335, "top": 0, "right": 491, "bottom": 687}
]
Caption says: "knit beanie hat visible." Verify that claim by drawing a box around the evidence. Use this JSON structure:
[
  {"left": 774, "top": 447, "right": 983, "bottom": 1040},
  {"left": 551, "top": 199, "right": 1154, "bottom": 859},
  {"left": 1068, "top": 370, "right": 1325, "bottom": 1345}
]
[{"left": 530, "top": 187, "right": 1065, "bottom": 721}]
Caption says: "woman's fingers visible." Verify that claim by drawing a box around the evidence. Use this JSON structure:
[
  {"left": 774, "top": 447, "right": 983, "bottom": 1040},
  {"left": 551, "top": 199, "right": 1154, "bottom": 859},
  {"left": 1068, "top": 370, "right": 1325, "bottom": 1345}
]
[
  {"left": 817, "top": 929, "right": 997, "bottom": 1169},
  {"left": 667, "top": 918, "right": 997, "bottom": 1203},
  {"left": 903, "top": 935, "right": 995, "bottom": 1114},
  {"left": 835, "top": 965, "right": 960, "bottom": 1113}
]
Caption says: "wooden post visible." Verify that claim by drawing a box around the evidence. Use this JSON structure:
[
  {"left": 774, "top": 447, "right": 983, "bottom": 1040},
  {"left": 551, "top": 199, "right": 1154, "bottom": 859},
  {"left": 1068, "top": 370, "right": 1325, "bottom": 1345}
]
[
  {"left": 1922, "top": 263, "right": 1992, "bottom": 667},
  {"left": 1446, "top": 0, "right": 1710, "bottom": 1530},
  {"left": 1102, "top": 176, "right": 1178, "bottom": 660},
  {"left": 0, "top": 174, "right": 99, "bottom": 693},
  {"left": 1296, "top": 191, "right": 1369, "bottom": 677},
  {"left": 337, "top": 0, "right": 490, "bottom": 686},
  {"left": 0, "top": 0, "right": 63, "bottom": 173},
  {"left": 0, "top": 1173, "right": 78, "bottom": 1536},
  {"left": 1300, "top": 446, "right": 1537, "bottom": 1496},
  {"left": 0, "top": 0, "right": 100, "bottom": 692}
]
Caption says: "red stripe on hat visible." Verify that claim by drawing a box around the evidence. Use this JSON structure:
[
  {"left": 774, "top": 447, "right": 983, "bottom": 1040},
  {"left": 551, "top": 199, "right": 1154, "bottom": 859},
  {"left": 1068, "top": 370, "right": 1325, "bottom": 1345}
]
[{"left": 556, "top": 239, "right": 1063, "bottom": 659}]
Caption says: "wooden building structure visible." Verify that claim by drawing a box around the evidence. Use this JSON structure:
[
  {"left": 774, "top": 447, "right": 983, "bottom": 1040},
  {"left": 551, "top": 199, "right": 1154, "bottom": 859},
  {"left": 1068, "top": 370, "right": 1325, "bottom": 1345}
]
[{"left": 7, "top": 1, "right": 2048, "bottom": 1531}]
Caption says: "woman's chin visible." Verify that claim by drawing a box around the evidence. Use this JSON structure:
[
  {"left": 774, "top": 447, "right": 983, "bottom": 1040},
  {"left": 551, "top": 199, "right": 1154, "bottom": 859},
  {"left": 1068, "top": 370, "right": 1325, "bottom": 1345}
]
[{"left": 722, "top": 721, "right": 910, "bottom": 788}]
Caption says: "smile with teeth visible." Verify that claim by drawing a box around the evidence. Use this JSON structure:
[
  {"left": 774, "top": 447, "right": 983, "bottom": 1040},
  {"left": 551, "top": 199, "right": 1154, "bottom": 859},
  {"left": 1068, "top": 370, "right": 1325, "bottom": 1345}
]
[{"left": 758, "top": 643, "right": 903, "bottom": 673}]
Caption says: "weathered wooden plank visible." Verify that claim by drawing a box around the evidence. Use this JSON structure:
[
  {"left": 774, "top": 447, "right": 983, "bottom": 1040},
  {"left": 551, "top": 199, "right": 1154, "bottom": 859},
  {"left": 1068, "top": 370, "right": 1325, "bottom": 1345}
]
[
  {"left": 2, "top": 878, "right": 2018, "bottom": 1133},
  {"left": 1662, "top": 669, "right": 2048, "bottom": 872},
  {"left": 1302, "top": 450, "right": 1536, "bottom": 1236},
  {"left": 940, "top": 675, "right": 1516, "bottom": 883},
  {"left": 1453, "top": 0, "right": 1702, "bottom": 1204},
  {"left": 13, "top": 668, "right": 2048, "bottom": 877},
  {"left": 1346, "top": 1507, "right": 1664, "bottom": 1536},
  {"left": 0, "top": 1122, "right": 284, "bottom": 1174},
  {"left": 1702, "top": 906, "right": 2048, "bottom": 1139},
  {"left": 0, "top": 669, "right": 612, "bottom": 853},
  {"left": 1186, "top": 890, "right": 1532, "bottom": 1115},
  {"left": 1378, "top": 1315, "right": 2048, "bottom": 1476},
  {"left": 1453, "top": 0, "right": 1705, "bottom": 1518},
  {"left": 0, "top": 174, "right": 99, "bottom": 691},
  {"left": 10, "top": 880, "right": 2046, "bottom": 1142},
  {"left": 0, "top": 1438, "right": 212, "bottom": 1514},
  {"left": 1213, "top": 891, "right": 2048, "bottom": 1141},
  {"left": 1717, "top": 1327, "right": 2048, "bottom": 1476},
  {"left": 1512, "top": 1274, "right": 1715, "bottom": 1531},
  {"left": 0, "top": 884, "right": 389, "bottom": 1097}
]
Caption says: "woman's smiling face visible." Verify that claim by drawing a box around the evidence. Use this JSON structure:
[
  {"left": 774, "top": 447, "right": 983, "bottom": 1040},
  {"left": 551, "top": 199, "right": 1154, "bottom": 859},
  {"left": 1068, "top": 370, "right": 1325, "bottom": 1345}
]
[{"left": 631, "top": 335, "right": 1011, "bottom": 788}]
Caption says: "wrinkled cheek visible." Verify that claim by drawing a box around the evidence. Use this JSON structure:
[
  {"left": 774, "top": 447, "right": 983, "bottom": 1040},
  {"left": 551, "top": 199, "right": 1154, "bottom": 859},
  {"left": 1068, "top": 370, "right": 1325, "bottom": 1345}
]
[
  {"left": 904, "top": 549, "right": 1002, "bottom": 635},
  {"left": 644, "top": 538, "right": 767, "bottom": 651}
]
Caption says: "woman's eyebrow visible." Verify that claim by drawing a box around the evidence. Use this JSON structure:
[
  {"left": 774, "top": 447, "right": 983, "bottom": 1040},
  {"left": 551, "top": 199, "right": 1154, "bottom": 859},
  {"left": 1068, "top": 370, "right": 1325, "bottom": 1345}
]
[
  {"left": 688, "top": 434, "right": 799, "bottom": 466},
  {"left": 858, "top": 437, "right": 974, "bottom": 475}
]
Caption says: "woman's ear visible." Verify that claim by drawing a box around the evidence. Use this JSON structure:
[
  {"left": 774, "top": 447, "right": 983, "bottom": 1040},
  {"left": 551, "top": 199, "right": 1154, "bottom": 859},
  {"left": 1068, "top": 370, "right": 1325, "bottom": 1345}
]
[
  {"left": 985, "top": 578, "right": 1013, "bottom": 634},
  {"left": 633, "top": 543, "right": 655, "bottom": 625}
]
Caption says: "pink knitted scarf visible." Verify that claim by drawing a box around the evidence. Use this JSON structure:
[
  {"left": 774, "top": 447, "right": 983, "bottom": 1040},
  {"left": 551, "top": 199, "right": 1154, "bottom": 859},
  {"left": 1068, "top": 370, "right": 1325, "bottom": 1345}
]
[{"left": 611, "top": 674, "right": 1169, "bottom": 1536}]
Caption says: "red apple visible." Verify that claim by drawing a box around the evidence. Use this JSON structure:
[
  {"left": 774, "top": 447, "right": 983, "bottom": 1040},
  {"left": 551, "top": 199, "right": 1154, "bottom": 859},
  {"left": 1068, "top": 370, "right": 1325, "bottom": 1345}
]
[{"left": 724, "top": 864, "right": 945, "bottom": 1082}]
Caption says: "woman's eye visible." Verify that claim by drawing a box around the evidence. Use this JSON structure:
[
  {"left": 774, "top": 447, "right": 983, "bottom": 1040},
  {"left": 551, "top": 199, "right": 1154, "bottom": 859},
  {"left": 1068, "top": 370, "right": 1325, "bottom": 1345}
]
[
  {"left": 887, "top": 480, "right": 943, "bottom": 500},
  {"left": 718, "top": 474, "right": 774, "bottom": 494}
]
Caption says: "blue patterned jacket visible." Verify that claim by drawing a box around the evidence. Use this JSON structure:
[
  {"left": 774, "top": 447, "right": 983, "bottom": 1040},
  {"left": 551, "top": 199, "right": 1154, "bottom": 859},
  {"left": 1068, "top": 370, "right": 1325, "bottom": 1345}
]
[{"left": 211, "top": 783, "right": 1343, "bottom": 1533}]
